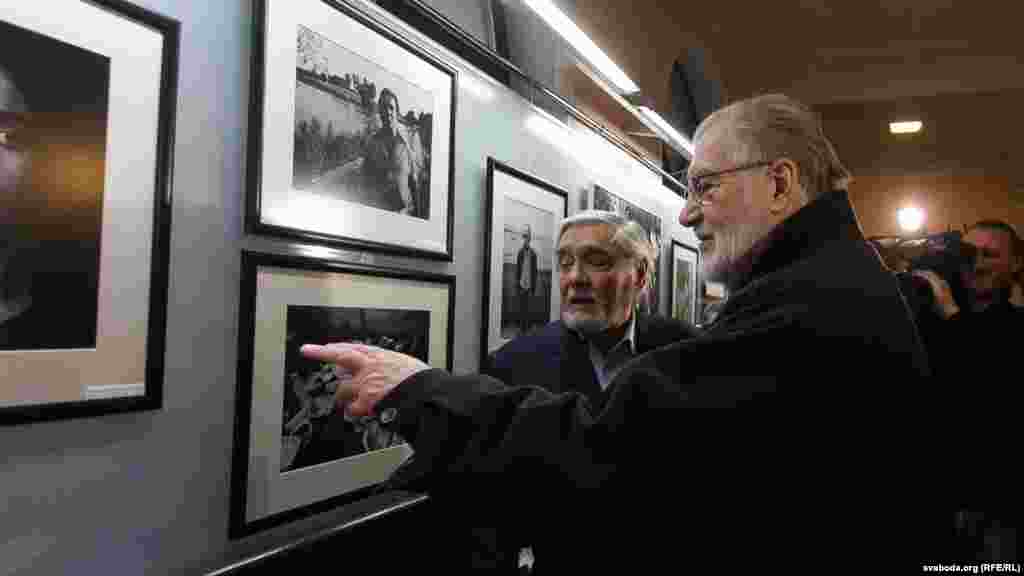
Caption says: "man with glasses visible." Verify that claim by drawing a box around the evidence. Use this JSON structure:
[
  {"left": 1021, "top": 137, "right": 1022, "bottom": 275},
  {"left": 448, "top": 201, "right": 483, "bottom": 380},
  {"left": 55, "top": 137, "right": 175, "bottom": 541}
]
[{"left": 301, "top": 95, "right": 940, "bottom": 569}]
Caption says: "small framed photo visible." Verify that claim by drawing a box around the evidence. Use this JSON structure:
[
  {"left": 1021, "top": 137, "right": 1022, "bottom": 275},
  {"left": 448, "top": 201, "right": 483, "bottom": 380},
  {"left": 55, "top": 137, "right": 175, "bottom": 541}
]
[
  {"left": 231, "top": 251, "right": 454, "bottom": 537},
  {"left": 590, "top": 185, "right": 664, "bottom": 315},
  {"left": 482, "top": 158, "right": 568, "bottom": 367},
  {"left": 247, "top": 0, "right": 457, "bottom": 260},
  {"left": 670, "top": 240, "right": 701, "bottom": 325},
  {"left": 1, "top": 0, "right": 177, "bottom": 424}
]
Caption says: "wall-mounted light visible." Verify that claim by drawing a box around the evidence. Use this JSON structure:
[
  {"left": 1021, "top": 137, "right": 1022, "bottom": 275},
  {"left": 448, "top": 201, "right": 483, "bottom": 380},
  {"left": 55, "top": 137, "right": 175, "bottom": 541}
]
[
  {"left": 637, "top": 106, "right": 695, "bottom": 156},
  {"left": 623, "top": 92, "right": 694, "bottom": 157},
  {"left": 889, "top": 120, "right": 923, "bottom": 135},
  {"left": 525, "top": 111, "right": 687, "bottom": 208},
  {"left": 897, "top": 206, "right": 925, "bottom": 233},
  {"left": 519, "top": 0, "right": 639, "bottom": 94}
]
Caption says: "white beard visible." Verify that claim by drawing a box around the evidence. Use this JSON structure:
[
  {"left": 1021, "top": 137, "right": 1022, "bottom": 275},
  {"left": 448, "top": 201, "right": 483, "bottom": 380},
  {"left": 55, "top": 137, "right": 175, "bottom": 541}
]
[{"left": 701, "top": 218, "right": 775, "bottom": 285}]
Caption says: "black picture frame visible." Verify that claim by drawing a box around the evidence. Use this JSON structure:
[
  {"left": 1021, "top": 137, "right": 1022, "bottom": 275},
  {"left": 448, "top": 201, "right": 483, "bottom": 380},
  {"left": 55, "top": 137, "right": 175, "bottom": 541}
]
[
  {"left": 0, "top": 0, "right": 178, "bottom": 426},
  {"left": 231, "top": 250, "right": 455, "bottom": 538},
  {"left": 481, "top": 157, "right": 568, "bottom": 369},
  {"left": 670, "top": 240, "right": 701, "bottom": 326},
  {"left": 246, "top": 0, "right": 458, "bottom": 261}
]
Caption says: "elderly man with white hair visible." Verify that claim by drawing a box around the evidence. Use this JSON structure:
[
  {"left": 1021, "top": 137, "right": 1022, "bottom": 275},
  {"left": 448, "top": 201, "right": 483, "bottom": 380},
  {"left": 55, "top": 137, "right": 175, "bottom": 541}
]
[
  {"left": 302, "top": 95, "right": 944, "bottom": 569},
  {"left": 488, "top": 210, "right": 694, "bottom": 411}
]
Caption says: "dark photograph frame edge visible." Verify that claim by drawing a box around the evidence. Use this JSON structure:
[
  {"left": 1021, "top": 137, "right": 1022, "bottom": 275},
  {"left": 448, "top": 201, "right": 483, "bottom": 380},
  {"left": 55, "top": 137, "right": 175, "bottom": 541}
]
[
  {"left": 245, "top": 0, "right": 458, "bottom": 262},
  {"left": 230, "top": 249, "right": 455, "bottom": 538}
]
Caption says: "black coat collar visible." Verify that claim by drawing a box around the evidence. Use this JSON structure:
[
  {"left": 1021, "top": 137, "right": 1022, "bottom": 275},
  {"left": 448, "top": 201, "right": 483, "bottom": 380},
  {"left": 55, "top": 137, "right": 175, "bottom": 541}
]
[{"left": 725, "top": 189, "right": 864, "bottom": 293}]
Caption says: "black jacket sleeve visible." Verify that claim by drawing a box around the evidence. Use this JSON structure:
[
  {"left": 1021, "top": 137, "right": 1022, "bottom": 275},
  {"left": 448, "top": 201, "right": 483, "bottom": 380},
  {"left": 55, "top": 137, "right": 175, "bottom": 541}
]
[{"left": 377, "top": 369, "right": 614, "bottom": 516}]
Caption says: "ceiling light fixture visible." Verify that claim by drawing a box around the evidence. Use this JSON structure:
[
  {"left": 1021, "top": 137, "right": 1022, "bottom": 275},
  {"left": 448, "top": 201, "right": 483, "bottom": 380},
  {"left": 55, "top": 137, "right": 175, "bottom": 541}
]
[
  {"left": 897, "top": 206, "right": 925, "bottom": 233},
  {"left": 889, "top": 120, "right": 923, "bottom": 135},
  {"left": 636, "top": 105, "right": 695, "bottom": 156},
  {"left": 519, "top": 0, "right": 639, "bottom": 94}
]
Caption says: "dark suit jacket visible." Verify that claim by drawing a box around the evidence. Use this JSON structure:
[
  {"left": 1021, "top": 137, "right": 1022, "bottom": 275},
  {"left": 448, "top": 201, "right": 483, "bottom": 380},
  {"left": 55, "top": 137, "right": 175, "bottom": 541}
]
[
  {"left": 485, "top": 316, "right": 697, "bottom": 413},
  {"left": 476, "top": 315, "right": 695, "bottom": 572},
  {"left": 514, "top": 244, "right": 538, "bottom": 295},
  {"left": 379, "top": 190, "right": 961, "bottom": 570}
]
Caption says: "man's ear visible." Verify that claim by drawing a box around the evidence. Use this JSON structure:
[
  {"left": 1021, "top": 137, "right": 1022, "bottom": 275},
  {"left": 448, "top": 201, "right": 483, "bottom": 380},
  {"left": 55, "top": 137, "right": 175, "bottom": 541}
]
[{"left": 768, "top": 158, "right": 803, "bottom": 214}]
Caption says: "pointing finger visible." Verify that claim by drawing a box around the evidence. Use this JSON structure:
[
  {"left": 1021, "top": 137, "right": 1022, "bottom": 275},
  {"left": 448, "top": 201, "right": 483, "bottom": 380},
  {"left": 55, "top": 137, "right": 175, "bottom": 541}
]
[{"left": 300, "top": 344, "right": 370, "bottom": 373}]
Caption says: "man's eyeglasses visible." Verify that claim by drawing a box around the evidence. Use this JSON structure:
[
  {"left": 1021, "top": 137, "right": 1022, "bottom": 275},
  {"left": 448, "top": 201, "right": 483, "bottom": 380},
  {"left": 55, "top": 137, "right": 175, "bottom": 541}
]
[{"left": 687, "top": 160, "right": 775, "bottom": 203}]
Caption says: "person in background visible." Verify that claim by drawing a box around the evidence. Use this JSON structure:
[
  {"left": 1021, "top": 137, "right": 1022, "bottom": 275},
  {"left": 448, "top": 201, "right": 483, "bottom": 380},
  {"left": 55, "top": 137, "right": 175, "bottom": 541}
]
[
  {"left": 912, "top": 219, "right": 1021, "bottom": 562},
  {"left": 1010, "top": 233, "right": 1024, "bottom": 307},
  {"left": 913, "top": 219, "right": 1022, "bottom": 377}
]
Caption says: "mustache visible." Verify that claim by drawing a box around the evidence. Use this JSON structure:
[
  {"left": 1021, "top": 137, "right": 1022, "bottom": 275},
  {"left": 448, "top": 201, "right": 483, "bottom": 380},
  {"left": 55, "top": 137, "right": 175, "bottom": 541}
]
[{"left": 565, "top": 291, "right": 598, "bottom": 301}]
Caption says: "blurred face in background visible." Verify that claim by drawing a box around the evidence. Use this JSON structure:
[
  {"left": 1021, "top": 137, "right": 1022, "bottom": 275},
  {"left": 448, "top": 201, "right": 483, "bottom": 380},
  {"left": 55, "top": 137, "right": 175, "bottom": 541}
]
[
  {"left": 964, "top": 227, "right": 1019, "bottom": 308},
  {"left": 558, "top": 223, "right": 645, "bottom": 335},
  {"left": 0, "top": 66, "right": 29, "bottom": 227}
]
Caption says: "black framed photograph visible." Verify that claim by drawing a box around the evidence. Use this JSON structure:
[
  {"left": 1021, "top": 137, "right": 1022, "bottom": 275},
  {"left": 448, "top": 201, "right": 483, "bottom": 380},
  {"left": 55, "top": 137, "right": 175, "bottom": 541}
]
[
  {"left": 670, "top": 240, "right": 700, "bottom": 325},
  {"left": 482, "top": 158, "right": 567, "bottom": 366},
  {"left": 248, "top": 0, "right": 457, "bottom": 260},
  {"left": 232, "top": 250, "right": 455, "bottom": 537},
  {"left": 1, "top": 0, "right": 177, "bottom": 425},
  {"left": 590, "top": 184, "right": 664, "bottom": 316}
]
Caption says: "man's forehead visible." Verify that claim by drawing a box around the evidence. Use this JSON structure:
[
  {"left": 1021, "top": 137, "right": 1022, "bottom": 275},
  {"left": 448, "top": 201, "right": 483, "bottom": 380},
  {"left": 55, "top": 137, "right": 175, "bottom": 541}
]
[
  {"left": 687, "top": 131, "right": 734, "bottom": 180},
  {"left": 558, "top": 223, "right": 615, "bottom": 249}
]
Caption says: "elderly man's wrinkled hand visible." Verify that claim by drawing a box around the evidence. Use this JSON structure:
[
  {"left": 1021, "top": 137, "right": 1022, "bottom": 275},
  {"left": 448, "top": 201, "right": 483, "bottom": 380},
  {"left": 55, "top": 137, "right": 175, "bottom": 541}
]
[{"left": 300, "top": 343, "right": 431, "bottom": 418}]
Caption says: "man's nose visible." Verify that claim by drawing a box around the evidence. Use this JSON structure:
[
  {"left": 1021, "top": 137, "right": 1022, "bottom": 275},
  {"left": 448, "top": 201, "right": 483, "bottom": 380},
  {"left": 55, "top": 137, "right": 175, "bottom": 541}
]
[
  {"left": 680, "top": 196, "right": 702, "bottom": 228},
  {"left": 563, "top": 262, "right": 589, "bottom": 284}
]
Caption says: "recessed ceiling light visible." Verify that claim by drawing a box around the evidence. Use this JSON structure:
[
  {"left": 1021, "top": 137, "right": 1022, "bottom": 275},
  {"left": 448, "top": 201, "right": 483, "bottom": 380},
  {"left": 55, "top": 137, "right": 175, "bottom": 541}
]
[
  {"left": 897, "top": 206, "right": 925, "bottom": 233},
  {"left": 889, "top": 120, "right": 923, "bottom": 134}
]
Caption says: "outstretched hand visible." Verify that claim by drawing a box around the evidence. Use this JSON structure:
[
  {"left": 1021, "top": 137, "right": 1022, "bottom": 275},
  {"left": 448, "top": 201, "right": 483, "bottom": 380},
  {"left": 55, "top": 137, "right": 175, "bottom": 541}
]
[{"left": 300, "top": 343, "right": 431, "bottom": 418}]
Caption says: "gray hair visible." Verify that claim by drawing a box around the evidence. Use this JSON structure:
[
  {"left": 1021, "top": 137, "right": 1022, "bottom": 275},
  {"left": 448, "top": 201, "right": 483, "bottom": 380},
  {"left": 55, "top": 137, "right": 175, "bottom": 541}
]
[
  {"left": 694, "top": 93, "right": 852, "bottom": 200},
  {"left": 558, "top": 209, "right": 656, "bottom": 286}
]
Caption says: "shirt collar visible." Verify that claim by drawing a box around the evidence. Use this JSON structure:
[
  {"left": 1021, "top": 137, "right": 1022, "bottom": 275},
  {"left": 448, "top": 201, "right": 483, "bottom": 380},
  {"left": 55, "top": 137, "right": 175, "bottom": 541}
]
[{"left": 567, "top": 310, "right": 638, "bottom": 353}]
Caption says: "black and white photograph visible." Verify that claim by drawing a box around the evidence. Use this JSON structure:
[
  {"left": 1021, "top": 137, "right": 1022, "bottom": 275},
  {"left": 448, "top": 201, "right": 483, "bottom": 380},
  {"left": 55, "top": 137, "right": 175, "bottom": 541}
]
[
  {"left": 232, "top": 251, "right": 454, "bottom": 537},
  {"left": 483, "top": 158, "right": 567, "bottom": 365},
  {"left": 1, "top": 18, "right": 109, "bottom": 351},
  {"left": 293, "top": 25, "right": 433, "bottom": 219},
  {"left": 499, "top": 198, "right": 555, "bottom": 339},
  {"left": 249, "top": 0, "right": 456, "bottom": 260},
  {"left": 1, "top": 0, "right": 176, "bottom": 425},
  {"left": 671, "top": 240, "right": 700, "bottom": 325},
  {"left": 592, "top": 185, "right": 663, "bottom": 315},
  {"left": 280, "top": 304, "right": 427, "bottom": 473}
]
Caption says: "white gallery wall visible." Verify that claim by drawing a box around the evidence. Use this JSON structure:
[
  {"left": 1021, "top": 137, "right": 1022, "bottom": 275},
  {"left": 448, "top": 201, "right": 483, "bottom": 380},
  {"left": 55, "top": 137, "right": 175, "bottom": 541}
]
[{"left": 0, "top": 1, "right": 696, "bottom": 574}]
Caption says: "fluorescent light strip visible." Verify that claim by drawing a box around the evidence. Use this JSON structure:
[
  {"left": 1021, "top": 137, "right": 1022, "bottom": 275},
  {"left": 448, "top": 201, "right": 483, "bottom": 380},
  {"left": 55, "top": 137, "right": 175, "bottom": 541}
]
[
  {"left": 520, "top": 0, "right": 639, "bottom": 94},
  {"left": 638, "top": 106, "right": 695, "bottom": 155},
  {"left": 525, "top": 112, "right": 685, "bottom": 208},
  {"left": 889, "top": 120, "right": 922, "bottom": 134}
]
